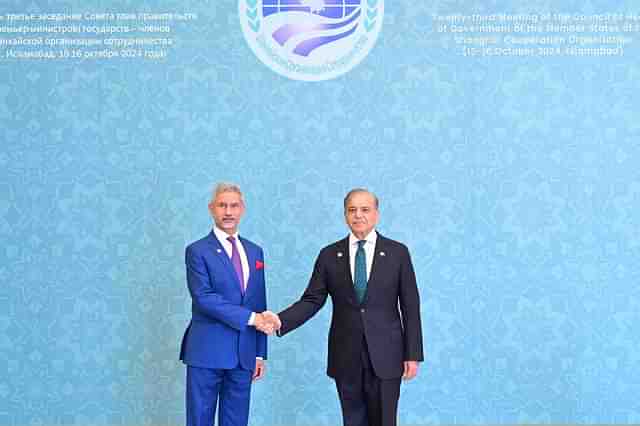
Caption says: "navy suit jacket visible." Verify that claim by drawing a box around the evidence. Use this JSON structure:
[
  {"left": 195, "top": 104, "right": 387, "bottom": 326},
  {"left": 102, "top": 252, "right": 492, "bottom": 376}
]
[
  {"left": 278, "top": 233, "right": 423, "bottom": 380},
  {"left": 180, "top": 231, "right": 267, "bottom": 371}
]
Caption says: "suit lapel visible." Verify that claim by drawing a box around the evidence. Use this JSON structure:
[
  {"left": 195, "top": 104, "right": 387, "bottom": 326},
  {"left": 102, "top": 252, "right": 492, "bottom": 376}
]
[
  {"left": 368, "top": 233, "right": 385, "bottom": 283},
  {"left": 362, "top": 233, "right": 386, "bottom": 305},
  {"left": 338, "top": 238, "right": 353, "bottom": 284},
  {"left": 206, "top": 231, "right": 243, "bottom": 292},
  {"left": 336, "top": 237, "right": 359, "bottom": 305},
  {"left": 239, "top": 236, "right": 255, "bottom": 300}
]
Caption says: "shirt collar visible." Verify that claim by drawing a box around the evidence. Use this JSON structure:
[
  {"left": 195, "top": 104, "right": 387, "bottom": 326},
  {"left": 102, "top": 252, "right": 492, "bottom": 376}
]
[
  {"left": 349, "top": 230, "right": 377, "bottom": 247},
  {"left": 213, "top": 226, "right": 239, "bottom": 243}
]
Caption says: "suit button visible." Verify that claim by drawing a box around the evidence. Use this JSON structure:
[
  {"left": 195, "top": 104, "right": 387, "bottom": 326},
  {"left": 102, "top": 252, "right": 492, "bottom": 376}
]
[{"left": 360, "top": 308, "right": 365, "bottom": 313}]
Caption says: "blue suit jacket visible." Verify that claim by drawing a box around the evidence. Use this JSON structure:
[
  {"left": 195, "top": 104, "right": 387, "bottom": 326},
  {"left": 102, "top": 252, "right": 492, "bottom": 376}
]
[{"left": 179, "top": 231, "right": 267, "bottom": 371}]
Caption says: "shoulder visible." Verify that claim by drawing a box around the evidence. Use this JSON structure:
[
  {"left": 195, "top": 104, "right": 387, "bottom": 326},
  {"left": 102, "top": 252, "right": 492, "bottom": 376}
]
[
  {"left": 377, "top": 234, "right": 410, "bottom": 255},
  {"left": 239, "top": 236, "right": 263, "bottom": 253},
  {"left": 317, "top": 237, "right": 348, "bottom": 259},
  {"left": 186, "top": 233, "right": 215, "bottom": 254}
]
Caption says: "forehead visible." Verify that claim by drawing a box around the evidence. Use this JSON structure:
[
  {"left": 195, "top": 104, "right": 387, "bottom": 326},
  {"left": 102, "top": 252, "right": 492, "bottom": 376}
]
[
  {"left": 346, "top": 192, "right": 376, "bottom": 208},
  {"left": 214, "top": 191, "right": 243, "bottom": 204}
]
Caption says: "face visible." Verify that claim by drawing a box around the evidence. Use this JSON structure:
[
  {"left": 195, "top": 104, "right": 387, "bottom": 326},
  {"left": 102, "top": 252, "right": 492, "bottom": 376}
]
[
  {"left": 209, "top": 191, "right": 245, "bottom": 235},
  {"left": 344, "top": 192, "right": 379, "bottom": 239}
]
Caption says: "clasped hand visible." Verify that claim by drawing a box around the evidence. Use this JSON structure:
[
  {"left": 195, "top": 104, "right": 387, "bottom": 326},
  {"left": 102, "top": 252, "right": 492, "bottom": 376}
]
[{"left": 254, "top": 311, "right": 281, "bottom": 335}]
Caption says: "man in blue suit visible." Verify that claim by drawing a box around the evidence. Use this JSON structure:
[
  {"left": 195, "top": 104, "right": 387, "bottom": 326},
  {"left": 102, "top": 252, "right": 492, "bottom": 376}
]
[{"left": 180, "top": 182, "right": 274, "bottom": 426}]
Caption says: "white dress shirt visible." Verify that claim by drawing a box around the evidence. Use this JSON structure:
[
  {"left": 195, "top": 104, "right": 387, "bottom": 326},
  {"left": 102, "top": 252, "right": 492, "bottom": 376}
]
[
  {"left": 348, "top": 230, "right": 377, "bottom": 282},
  {"left": 213, "top": 226, "right": 250, "bottom": 291}
]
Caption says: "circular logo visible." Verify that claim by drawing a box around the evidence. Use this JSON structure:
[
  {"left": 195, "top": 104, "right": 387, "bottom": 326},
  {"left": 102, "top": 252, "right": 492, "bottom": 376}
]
[{"left": 239, "top": 0, "right": 384, "bottom": 81}]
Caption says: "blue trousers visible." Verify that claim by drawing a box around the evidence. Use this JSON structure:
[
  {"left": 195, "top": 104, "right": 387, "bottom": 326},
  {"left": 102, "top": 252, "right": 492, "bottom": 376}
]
[{"left": 186, "top": 365, "right": 253, "bottom": 426}]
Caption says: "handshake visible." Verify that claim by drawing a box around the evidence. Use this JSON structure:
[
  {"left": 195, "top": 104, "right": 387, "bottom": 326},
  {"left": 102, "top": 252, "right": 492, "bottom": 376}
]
[{"left": 254, "top": 311, "right": 281, "bottom": 335}]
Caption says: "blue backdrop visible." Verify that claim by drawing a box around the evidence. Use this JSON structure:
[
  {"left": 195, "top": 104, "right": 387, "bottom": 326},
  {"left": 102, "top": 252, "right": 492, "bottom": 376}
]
[{"left": 1, "top": 1, "right": 640, "bottom": 425}]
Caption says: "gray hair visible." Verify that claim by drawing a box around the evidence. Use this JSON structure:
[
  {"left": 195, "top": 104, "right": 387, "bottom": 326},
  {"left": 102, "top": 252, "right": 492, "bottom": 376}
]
[
  {"left": 343, "top": 188, "right": 379, "bottom": 210},
  {"left": 211, "top": 182, "right": 244, "bottom": 203}
]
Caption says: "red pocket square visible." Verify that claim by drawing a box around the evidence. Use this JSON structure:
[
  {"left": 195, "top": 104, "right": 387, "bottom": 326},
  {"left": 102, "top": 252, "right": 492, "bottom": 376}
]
[{"left": 256, "top": 260, "right": 264, "bottom": 270}]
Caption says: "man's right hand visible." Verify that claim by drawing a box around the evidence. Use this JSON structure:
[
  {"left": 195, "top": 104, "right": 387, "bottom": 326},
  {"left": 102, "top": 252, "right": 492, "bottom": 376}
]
[{"left": 254, "top": 311, "right": 281, "bottom": 335}]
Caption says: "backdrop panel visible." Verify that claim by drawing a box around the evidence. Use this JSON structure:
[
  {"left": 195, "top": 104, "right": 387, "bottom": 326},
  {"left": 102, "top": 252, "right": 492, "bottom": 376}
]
[{"left": 1, "top": 1, "right": 639, "bottom": 425}]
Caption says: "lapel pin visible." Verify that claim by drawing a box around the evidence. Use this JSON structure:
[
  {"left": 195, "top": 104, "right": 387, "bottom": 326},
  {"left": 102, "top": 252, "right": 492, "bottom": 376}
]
[
  {"left": 337, "top": 252, "right": 343, "bottom": 257},
  {"left": 216, "top": 248, "right": 222, "bottom": 253},
  {"left": 379, "top": 251, "right": 386, "bottom": 256}
]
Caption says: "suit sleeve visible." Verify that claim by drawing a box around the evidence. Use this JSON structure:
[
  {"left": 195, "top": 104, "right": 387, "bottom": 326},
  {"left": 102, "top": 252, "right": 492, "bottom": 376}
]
[
  {"left": 398, "top": 246, "right": 424, "bottom": 361},
  {"left": 277, "top": 251, "right": 329, "bottom": 336},
  {"left": 186, "top": 246, "right": 252, "bottom": 331},
  {"left": 256, "top": 249, "right": 268, "bottom": 359}
]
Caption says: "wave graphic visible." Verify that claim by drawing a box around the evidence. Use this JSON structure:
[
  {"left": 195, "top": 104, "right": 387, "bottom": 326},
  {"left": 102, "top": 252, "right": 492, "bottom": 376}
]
[
  {"left": 263, "top": 0, "right": 361, "bottom": 19},
  {"left": 270, "top": 8, "right": 361, "bottom": 57}
]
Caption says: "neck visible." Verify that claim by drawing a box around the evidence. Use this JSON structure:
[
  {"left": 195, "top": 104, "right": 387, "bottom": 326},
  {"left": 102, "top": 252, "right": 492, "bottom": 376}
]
[
  {"left": 353, "top": 230, "right": 373, "bottom": 240},
  {"left": 215, "top": 225, "right": 237, "bottom": 237}
]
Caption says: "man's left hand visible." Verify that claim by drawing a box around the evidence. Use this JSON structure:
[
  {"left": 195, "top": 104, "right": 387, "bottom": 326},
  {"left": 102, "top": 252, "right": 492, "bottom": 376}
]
[
  {"left": 402, "top": 361, "right": 419, "bottom": 380},
  {"left": 253, "top": 359, "right": 266, "bottom": 382}
]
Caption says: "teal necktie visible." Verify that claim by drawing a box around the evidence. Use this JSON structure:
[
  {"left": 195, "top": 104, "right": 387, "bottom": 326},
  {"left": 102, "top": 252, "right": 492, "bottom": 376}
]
[{"left": 354, "top": 240, "right": 367, "bottom": 304}]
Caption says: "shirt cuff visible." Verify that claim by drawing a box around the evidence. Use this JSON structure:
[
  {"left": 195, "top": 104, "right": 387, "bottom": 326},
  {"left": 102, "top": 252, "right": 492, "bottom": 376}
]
[{"left": 248, "top": 312, "right": 256, "bottom": 325}]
